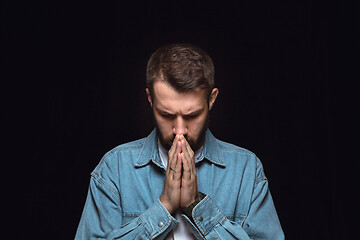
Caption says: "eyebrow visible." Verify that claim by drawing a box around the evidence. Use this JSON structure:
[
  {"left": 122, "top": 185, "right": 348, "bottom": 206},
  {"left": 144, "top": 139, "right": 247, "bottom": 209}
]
[
  {"left": 184, "top": 109, "right": 204, "bottom": 116},
  {"left": 155, "top": 107, "right": 204, "bottom": 117}
]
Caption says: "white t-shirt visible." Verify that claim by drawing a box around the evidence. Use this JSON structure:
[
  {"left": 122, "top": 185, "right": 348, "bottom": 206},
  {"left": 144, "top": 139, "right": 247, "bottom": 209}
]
[{"left": 158, "top": 139, "right": 202, "bottom": 240}]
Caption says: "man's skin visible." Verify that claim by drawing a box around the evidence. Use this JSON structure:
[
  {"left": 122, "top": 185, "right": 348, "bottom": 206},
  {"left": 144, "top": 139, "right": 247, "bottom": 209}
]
[
  {"left": 146, "top": 80, "right": 219, "bottom": 214},
  {"left": 160, "top": 134, "right": 198, "bottom": 214}
]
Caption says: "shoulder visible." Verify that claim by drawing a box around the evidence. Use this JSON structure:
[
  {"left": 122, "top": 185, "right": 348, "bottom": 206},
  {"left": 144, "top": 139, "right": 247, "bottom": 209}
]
[
  {"left": 216, "top": 138, "right": 258, "bottom": 163},
  {"left": 215, "top": 138, "right": 266, "bottom": 180},
  {"left": 92, "top": 136, "right": 147, "bottom": 177},
  {"left": 107, "top": 137, "right": 146, "bottom": 155},
  {"left": 216, "top": 138, "right": 256, "bottom": 156}
]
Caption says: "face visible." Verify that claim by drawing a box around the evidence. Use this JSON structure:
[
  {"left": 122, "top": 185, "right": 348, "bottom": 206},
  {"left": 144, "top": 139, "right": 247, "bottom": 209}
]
[{"left": 146, "top": 81, "right": 218, "bottom": 151}]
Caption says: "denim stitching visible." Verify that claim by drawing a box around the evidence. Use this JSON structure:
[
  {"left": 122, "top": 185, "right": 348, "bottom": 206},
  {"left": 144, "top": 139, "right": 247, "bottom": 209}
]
[
  {"left": 150, "top": 200, "right": 173, "bottom": 239},
  {"left": 91, "top": 172, "right": 120, "bottom": 202},
  {"left": 193, "top": 195, "right": 226, "bottom": 236}
]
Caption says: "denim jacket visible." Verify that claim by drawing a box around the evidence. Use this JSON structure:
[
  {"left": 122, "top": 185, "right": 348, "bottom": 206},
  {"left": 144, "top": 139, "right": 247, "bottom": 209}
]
[{"left": 75, "top": 129, "right": 284, "bottom": 239}]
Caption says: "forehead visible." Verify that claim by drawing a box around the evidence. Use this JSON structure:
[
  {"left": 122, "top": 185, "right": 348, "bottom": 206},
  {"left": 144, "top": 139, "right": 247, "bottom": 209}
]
[{"left": 152, "top": 81, "right": 208, "bottom": 112}]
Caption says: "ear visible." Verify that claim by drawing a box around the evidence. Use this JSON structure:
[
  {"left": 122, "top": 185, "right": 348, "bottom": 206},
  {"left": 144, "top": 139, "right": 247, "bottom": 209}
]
[
  {"left": 145, "top": 88, "right": 153, "bottom": 107},
  {"left": 208, "top": 88, "right": 219, "bottom": 110}
]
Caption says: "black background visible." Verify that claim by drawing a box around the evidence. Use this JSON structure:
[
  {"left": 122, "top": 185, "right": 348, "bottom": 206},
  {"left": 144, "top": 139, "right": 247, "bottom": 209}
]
[{"left": 2, "top": 0, "right": 355, "bottom": 239}]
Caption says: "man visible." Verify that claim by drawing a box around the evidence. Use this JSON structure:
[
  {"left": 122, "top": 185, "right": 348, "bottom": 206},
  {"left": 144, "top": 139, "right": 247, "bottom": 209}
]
[{"left": 75, "top": 43, "right": 284, "bottom": 239}]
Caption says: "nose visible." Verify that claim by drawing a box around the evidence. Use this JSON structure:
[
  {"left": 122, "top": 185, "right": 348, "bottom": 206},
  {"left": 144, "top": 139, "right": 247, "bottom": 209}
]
[{"left": 172, "top": 116, "right": 188, "bottom": 136}]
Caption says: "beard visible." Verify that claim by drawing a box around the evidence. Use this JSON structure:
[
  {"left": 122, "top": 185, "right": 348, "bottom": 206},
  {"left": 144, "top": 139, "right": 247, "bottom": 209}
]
[{"left": 155, "top": 114, "right": 209, "bottom": 152}]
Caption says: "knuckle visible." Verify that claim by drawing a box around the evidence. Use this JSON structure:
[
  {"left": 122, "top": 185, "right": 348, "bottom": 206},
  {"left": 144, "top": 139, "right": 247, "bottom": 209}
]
[{"left": 183, "top": 180, "right": 191, "bottom": 187}]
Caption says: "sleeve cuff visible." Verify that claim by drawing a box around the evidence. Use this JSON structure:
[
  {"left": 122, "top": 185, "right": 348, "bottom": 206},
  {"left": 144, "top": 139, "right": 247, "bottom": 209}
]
[
  {"left": 191, "top": 194, "right": 226, "bottom": 236},
  {"left": 139, "top": 199, "right": 179, "bottom": 238}
]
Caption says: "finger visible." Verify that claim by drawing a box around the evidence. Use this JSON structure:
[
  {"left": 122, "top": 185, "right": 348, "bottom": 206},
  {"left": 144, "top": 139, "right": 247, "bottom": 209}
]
[
  {"left": 180, "top": 139, "right": 192, "bottom": 171},
  {"left": 181, "top": 152, "right": 192, "bottom": 180},
  {"left": 182, "top": 141, "right": 192, "bottom": 163},
  {"left": 167, "top": 135, "right": 180, "bottom": 172},
  {"left": 173, "top": 152, "right": 182, "bottom": 181},
  {"left": 183, "top": 137, "right": 194, "bottom": 158},
  {"left": 169, "top": 140, "right": 182, "bottom": 175},
  {"left": 182, "top": 138, "right": 195, "bottom": 172},
  {"left": 168, "top": 135, "right": 179, "bottom": 160}
]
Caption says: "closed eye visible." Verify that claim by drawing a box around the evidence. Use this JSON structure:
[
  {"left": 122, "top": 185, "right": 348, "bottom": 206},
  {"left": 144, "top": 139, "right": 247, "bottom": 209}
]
[
  {"left": 183, "top": 113, "right": 200, "bottom": 120},
  {"left": 184, "top": 109, "right": 204, "bottom": 119},
  {"left": 156, "top": 108, "right": 204, "bottom": 120},
  {"left": 159, "top": 112, "right": 176, "bottom": 119}
]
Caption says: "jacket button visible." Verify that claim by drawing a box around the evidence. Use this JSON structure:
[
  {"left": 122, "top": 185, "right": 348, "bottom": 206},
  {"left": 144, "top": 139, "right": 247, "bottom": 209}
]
[
  {"left": 158, "top": 221, "right": 163, "bottom": 227},
  {"left": 198, "top": 216, "right": 203, "bottom": 222}
]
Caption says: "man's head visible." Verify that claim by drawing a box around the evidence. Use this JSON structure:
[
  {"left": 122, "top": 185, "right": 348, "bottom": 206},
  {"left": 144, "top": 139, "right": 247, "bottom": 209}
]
[{"left": 145, "top": 43, "right": 219, "bottom": 151}]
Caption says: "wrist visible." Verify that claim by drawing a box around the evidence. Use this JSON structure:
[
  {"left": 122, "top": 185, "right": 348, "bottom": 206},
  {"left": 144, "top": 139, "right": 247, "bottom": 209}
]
[
  {"left": 181, "top": 192, "right": 206, "bottom": 220},
  {"left": 181, "top": 196, "right": 196, "bottom": 209},
  {"left": 159, "top": 197, "right": 175, "bottom": 214}
]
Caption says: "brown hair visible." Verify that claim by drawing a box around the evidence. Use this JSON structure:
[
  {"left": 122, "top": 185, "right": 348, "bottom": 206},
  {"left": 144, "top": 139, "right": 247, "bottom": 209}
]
[{"left": 146, "top": 43, "right": 214, "bottom": 97}]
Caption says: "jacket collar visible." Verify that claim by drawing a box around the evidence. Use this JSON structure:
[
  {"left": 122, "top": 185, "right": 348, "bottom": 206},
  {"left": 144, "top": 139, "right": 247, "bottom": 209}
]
[{"left": 135, "top": 129, "right": 226, "bottom": 168}]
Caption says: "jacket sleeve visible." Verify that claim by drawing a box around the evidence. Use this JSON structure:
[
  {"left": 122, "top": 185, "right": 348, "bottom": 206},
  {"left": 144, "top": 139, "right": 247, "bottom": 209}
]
[
  {"left": 183, "top": 160, "right": 284, "bottom": 240},
  {"left": 75, "top": 173, "right": 178, "bottom": 240}
]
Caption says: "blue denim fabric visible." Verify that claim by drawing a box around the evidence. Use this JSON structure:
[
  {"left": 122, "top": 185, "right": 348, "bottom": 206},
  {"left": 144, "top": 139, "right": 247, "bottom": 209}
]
[{"left": 75, "top": 129, "right": 284, "bottom": 239}]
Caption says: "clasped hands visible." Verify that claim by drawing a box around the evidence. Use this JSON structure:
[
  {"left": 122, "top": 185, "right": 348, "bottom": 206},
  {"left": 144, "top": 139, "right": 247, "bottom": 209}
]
[{"left": 160, "top": 134, "right": 197, "bottom": 214}]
